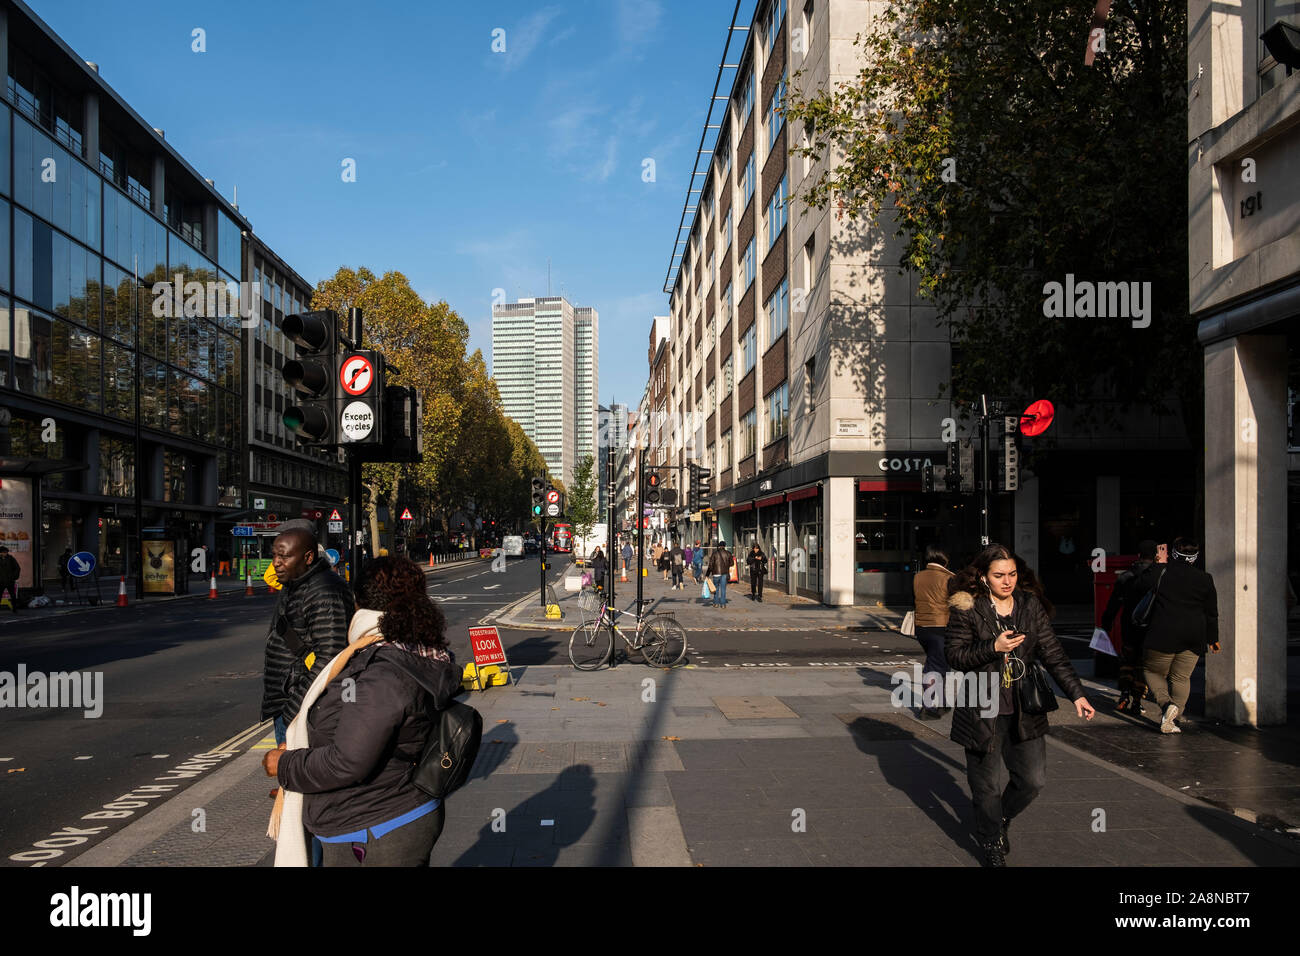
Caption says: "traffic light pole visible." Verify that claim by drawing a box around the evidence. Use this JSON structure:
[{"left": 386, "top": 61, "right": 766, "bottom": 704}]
[
  {"left": 348, "top": 309, "right": 366, "bottom": 591},
  {"left": 538, "top": 522, "right": 547, "bottom": 608},
  {"left": 636, "top": 446, "right": 645, "bottom": 620}
]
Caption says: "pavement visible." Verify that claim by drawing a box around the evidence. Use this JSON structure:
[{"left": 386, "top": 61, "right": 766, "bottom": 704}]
[{"left": 64, "top": 654, "right": 1300, "bottom": 867}]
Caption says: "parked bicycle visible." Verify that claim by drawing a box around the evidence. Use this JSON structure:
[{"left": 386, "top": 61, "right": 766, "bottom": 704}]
[{"left": 569, "top": 589, "right": 687, "bottom": 669}]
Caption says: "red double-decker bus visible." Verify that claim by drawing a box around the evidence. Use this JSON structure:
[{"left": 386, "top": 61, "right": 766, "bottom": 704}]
[{"left": 549, "top": 523, "right": 573, "bottom": 552}]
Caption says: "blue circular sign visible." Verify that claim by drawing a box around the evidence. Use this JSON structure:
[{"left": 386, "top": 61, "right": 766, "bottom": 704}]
[
  {"left": 325, "top": 548, "right": 340, "bottom": 567},
  {"left": 67, "top": 551, "right": 96, "bottom": 578}
]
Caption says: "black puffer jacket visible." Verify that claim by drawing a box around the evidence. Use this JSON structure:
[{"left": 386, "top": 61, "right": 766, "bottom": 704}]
[
  {"left": 1132, "top": 561, "right": 1219, "bottom": 655},
  {"left": 944, "top": 588, "right": 1085, "bottom": 753},
  {"left": 261, "top": 558, "right": 353, "bottom": 722},
  {"left": 276, "top": 634, "right": 461, "bottom": 837}
]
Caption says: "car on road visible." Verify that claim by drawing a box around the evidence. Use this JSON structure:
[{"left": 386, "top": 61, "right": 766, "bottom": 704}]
[
  {"left": 502, "top": 535, "right": 524, "bottom": 558},
  {"left": 524, "top": 537, "right": 539, "bottom": 554}
]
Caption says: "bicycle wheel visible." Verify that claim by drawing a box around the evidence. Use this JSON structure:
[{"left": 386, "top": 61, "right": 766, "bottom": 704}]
[
  {"left": 569, "top": 621, "right": 613, "bottom": 670},
  {"left": 639, "top": 615, "right": 687, "bottom": 667}
]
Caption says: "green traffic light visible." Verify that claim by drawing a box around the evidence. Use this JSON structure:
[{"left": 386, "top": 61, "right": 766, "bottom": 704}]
[
  {"left": 532, "top": 505, "right": 542, "bottom": 515},
  {"left": 283, "top": 409, "right": 304, "bottom": 430}
]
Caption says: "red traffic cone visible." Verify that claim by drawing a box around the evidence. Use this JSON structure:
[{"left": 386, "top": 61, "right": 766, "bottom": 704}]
[
  {"left": 207, "top": 574, "right": 219, "bottom": 600},
  {"left": 428, "top": 552, "right": 435, "bottom": 568},
  {"left": 116, "top": 576, "right": 129, "bottom": 607},
  {"left": 244, "top": 571, "right": 255, "bottom": 597}
]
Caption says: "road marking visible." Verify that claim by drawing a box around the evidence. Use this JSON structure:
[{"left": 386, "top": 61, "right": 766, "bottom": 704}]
[
  {"left": 0, "top": 757, "right": 12, "bottom": 762},
  {"left": 74, "top": 756, "right": 93, "bottom": 760},
  {"left": 484, "top": 584, "right": 500, "bottom": 590},
  {"left": 211, "top": 719, "right": 273, "bottom": 754},
  {"left": 151, "top": 755, "right": 169, "bottom": 759}
]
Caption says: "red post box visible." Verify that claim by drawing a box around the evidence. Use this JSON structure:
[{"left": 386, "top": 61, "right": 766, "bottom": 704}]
[{"left": 1093, "top": 554, "right": 1139, "bottom": 676}]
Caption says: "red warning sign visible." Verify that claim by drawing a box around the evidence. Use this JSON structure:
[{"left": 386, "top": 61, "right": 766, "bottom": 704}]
[
  {"left": 399, "top": 507, "right": 413, "bottom": 520},
  {"left": 329, "top": 509, "right": 341, "bottom": 521},
  {"left": 468, "top": 626, "right": 507, "bottom": 667}
]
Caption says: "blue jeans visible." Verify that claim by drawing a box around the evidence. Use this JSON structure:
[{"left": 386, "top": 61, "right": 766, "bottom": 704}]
[
  {"left": 711, "top": 574, "right": 727, "bottom": 606},
  {"left": 273, "top": 714, "right": 323, "bottom": 868}
]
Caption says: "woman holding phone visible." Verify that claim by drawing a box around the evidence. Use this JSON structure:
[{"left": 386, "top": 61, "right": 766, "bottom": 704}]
[{"left": 945, "top": 544, "right": 1095, "bottom": 866}]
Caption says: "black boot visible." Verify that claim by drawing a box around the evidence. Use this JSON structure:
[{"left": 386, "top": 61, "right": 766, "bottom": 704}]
[
  {"left": 999, "top": 817, "right": 1011, "bottom": 855},
  {"left": 981, "top": 840, "right": 1006, "bottom": 867}
]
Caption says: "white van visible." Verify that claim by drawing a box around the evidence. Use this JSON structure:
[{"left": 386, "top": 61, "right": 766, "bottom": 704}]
[
  {"left": 502, "top": 535, "right": 524, "bottom": 558},
  {"left": 574, "top": 523, "right": 608, "bottom": 564}
]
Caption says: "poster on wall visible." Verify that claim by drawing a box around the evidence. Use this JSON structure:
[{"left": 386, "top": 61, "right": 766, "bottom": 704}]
[
  {"left": 142, "top": 541, "right": 176, "bottom": 594},
  {"left": 0, "top": 477, "right": 35, "bottom": 588}
]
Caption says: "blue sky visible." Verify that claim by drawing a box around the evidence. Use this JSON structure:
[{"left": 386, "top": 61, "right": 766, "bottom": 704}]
[{"left": 30, "top": 0, "right": 735, "bottom": 408}]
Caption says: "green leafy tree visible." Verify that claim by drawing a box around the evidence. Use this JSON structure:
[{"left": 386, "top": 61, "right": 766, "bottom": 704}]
[
  {"left": 783, "top": 0, "right": 1195, "bottom": 442},
  {"left": 567, "top": 454, "right": 599, "bottom": 560}
]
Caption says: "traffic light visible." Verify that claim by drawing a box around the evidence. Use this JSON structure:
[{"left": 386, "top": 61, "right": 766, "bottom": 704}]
[
  {"left": 645, "top": 470, "right": 661, "bottom": 505},
  {"left": 690, "top": 464, "right": 712, "bottom": 510},
  {"left": 921, "top": 462, "right": 935, "bottom": 494},
  {"left": 531, "top": 477, "right": 546, "bottom": 517},
  {"left": 281, "top": 310, "right": 340, "bottom": 444},
  {"left": 382, "top": 382, "right": 421, "bottom": 462},
  {"left": 1000, "top": 416, "right": 1020, "bottom": 492}
]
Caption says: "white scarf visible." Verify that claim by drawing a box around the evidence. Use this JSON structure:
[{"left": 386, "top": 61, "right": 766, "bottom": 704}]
[{"left": 269, "top": 608, "right": 383, "bottom": 867}]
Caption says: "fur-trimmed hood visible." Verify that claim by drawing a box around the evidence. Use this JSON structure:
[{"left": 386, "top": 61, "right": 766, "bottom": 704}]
[{"left": 948, "top": 590, "right": 975, "bottom": 611}]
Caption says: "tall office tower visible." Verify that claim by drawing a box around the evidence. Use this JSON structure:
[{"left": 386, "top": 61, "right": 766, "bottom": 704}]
[
  {"left": 491, "top": 296, "right": 590, "bottom": 488},
  {"left": 574, "top": 306, "right": 599, "bottom": 481}
]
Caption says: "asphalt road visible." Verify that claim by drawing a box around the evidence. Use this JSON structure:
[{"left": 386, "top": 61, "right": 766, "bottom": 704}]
[{"left": 0, "top": 555, "right": 556, "bottom": 866}]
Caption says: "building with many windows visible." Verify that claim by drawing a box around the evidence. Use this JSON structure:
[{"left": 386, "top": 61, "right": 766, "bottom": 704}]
[
  {"left": 655, "top": 0, "right": 1193, "bottom": 605},
  {"left": 491, "top": 295, "right": 598, "bottom": 489},
  {"left": 0, "top": 0, "right": 345, "bottom": 594}
]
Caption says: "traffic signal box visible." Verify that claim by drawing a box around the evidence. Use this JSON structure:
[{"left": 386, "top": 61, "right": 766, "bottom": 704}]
[
  {"left": 645, "top": 471, "right": 661, "bottom": 505},
  {"left": 281, "top": 309, "right": 421, "bottom": 462},
  {"left": 531, "top": 477, "right": 546, "bottom": 518}
]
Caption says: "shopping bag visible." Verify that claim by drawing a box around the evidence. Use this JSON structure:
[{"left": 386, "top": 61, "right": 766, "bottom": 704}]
[
  {"left": 701, "top": 579, "right": 712, "bottom": 599},
  {"left": 900, "top": 611, "right": 916, "bottom": 637},
  {"left": 1089, "top": 627, "right": 1117, "bottom": 656}
]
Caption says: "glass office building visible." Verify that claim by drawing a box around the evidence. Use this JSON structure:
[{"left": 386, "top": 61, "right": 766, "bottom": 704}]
[{"left": 1, "top": 4, "right": 246, "bottom": 588}]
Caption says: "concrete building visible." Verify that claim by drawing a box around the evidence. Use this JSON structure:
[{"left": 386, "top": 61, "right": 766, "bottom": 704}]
[
  {"left": 655, "top": 0, "right": 1193, "bottom": 606},
  {"left": 597, "top": 401, "right": 628, "bottom": 517},
  {"left": 491, "top": 295, "right": 598, "bottom": 489},
  {"left": 1187, "top": 0, "right": 1298, "bottom": 726}
]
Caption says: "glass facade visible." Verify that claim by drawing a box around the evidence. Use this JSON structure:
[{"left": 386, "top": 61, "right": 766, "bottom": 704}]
[{"left": 1, "top": 85, "right": 246, "bottom": 585}]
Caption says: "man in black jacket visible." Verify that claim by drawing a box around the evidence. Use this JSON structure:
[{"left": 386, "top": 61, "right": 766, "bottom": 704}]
[
  {"left": 262, "top": 528, "right": 353, "bottom": 747},
  {"left": 1136, "top": 537, "right": 1219, "bottom": 734},
  {"left": 1100, "top": 539, "right": 1159, "bottom": 713}
]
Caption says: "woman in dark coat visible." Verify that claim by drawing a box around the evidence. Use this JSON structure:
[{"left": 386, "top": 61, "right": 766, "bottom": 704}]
[
  {"left": 265, "top": 556, "right": 461, "bottom": 866},
  {"left": 590, "top": 548, "right": 608, "bottom": 593},
  {"left": 746, "top": 544, "right": 768, "bottom": 602},
  {"left": 945, "top": 543, "right": 1095, "bottom": 867}
]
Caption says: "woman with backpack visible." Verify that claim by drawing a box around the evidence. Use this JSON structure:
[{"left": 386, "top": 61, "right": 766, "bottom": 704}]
[
  {"left": 945, "top": 543, "right": 1095, "bottom": 867},
  {"left": 265, "top": 556, "right": 462, "bottom": 866}
]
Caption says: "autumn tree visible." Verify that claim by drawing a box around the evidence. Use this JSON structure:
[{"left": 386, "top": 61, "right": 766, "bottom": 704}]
[
  {"left": 567, "top": 454, "right": 599, "bottom": 561},
  {"left": 784, "top": 1, "right": 1195, "bottom": 440}
]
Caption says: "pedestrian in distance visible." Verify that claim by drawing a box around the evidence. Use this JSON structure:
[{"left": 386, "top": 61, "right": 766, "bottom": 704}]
[
  {"left": 621, "top": 540, "right": 634, "bottom": 574},
  {"left": 912, "top": 545, "right": 954, "bottom": 719},
  {"left": 261, "top": 526, "right": 353, "bottom": 868},
  {"left": 1099, "top": 539, "right": 1160, "bottom": 715},
  {"left": 945, "top": 543, "right": 1095, "bottom": 867},
  {"left": 0, "top": 546, "right": 20, "bottom": 612},
  {"left": 747, "top": 543, "right": 768, "bottom": 602},
  {"left": 707, "top": 540, "right": 733, "bottom": 608},
  {"left": 670, "top": 543, "right": 685, "bottom": 589},
  {"left": 265, "top": 556, "right": 461, "bottom": 866},
  {"left": 692, "top": 540, "right": 705, "bottom": 584},
  {"left": 590, "top": 547, "right": 608, "bottom": 594},
  {"left": 1136, "top": 537, "right": 1219, "bottom": 735},
  {"left": 682, "top": 542, "right": 695, "bottom": 582},
  {"left": 59, "top": 547, "right": 75, "bottom": 596}
]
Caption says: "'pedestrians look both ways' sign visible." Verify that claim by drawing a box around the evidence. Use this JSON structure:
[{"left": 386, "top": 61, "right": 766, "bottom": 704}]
[{"left": 467, "top": 625, "right": 513, "bottom": 691}]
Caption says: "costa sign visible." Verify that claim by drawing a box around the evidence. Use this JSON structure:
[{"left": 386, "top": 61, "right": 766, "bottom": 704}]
[{"left": 876, "top": 456, "right": 936, "bottom": 474}]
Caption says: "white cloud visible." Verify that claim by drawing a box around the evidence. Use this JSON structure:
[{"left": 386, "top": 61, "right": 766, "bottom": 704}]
[
  {"left": 496, "top": 6, "right": 564, "bottom": 73},
  {"left": 614, "top": 0, "right": 662, "bottom": 51}
]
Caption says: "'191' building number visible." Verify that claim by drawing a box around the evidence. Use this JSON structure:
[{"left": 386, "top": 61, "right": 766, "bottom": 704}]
[{"left": 1240, "top": 191, "right": 1263, "bottom": 219}]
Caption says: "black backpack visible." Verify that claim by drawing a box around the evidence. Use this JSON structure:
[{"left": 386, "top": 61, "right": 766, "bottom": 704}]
[{"left": 384, "top": 654, "right": 483, "bottom": 800}]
